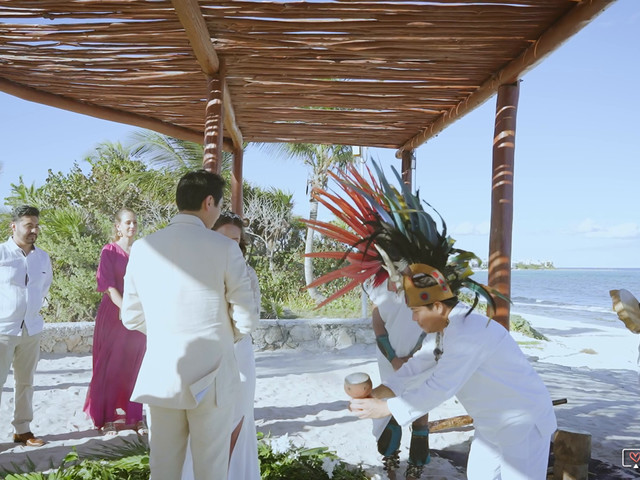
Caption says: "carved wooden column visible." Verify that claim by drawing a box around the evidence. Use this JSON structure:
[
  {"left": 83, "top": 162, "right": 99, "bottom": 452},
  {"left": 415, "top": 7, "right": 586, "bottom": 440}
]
[
  {"left": 401, "top": 148, "right": 415, "bottom": 189},
  {"left": 231, "top": 144, "right": 244, "bottom": 216},
  {"left": 488, "top": 82, "right": 519, "bottom": 330},
  {"left": 202, "top": 72, "right": 225, "bottom": 173}
]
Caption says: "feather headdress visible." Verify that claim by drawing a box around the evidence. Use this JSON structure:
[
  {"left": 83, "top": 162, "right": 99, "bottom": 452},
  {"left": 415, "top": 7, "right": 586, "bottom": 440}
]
[{"left": 304, "top": 161, "right": 501, "bottom": 314}]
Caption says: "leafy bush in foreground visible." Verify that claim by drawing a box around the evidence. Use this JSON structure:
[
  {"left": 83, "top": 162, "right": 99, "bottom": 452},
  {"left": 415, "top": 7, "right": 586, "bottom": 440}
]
[
  {"left": 259, "top": 433, "right": 368, "bottom": 480},
  {"left": 2, "top": 434, "right": 368, "bottom": 480}
]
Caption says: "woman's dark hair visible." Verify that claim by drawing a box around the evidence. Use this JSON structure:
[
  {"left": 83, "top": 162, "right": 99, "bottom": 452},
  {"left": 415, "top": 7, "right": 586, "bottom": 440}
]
[
  {"left": 176, "top": 170, "right": 225, "bottom": 211},
  {"left": 213, "top": 211, "right": 247, "bottom": 256}
]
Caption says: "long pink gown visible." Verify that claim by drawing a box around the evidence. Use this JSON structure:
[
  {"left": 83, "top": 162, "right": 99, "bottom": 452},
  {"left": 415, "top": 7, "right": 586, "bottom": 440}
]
[{"left": 84, "top": 243, "right": 146, "bottom": 428}]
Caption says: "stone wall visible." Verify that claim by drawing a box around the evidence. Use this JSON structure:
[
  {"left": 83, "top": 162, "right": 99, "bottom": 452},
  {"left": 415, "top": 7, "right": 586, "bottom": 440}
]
[
  {"left": 40, "top": 318, "right": 375, "bottom": 354},
  {"left": 253, "top": 318, "right": 375, "bottom": 351},
  {"left": 41, "top": 322, "right": 95, "bottom": 354}
]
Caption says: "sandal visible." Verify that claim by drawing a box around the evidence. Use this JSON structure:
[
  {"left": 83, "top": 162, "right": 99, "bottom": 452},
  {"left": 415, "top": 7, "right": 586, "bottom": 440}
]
[
  {"left": 134, "top": 420, "right": 148, "bottom": 436},
  {"left": 102, "top": 422, "right": 117, "bottom": 437}
]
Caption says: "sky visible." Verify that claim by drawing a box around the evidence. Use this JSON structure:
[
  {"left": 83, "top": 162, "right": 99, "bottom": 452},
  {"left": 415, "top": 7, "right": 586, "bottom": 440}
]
[{"left": 1, "top": 0, "right": 638, "bottom": 269}]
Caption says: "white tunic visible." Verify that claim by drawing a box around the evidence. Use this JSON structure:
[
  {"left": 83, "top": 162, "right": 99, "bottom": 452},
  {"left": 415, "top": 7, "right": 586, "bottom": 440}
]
[{"left": 385, "top": 304, "right": 557, "bottom": 445}]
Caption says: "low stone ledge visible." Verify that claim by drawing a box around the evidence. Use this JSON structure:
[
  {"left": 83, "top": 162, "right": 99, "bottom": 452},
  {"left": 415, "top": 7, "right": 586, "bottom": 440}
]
[
  {"left": 252, "top": 318, "right": 375, "bottom": 351},
  {"left": 41, "top": 322, "right": 94, "bottom": 354},
  {"left": 40, "top": 318, "right": 375, "bottom": 354}
]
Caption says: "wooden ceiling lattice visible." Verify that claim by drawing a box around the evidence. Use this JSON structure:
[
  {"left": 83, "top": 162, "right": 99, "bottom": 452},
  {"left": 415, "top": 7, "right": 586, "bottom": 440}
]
[{"left": 0, "top": 0, "right": 614, "bottom": 152}]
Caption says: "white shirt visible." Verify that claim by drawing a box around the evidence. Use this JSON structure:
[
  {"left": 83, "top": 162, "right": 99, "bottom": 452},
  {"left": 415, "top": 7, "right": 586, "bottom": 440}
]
[
  {"left": 385, "top": 304, "right": 557, "bottom": 444},
  {"left": 0, "top": 237, "right": 53, "bottom": 336}
]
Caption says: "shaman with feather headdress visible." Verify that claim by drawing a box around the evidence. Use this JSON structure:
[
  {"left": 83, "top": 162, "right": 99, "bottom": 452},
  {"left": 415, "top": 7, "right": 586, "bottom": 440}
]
[
  {"left": 327, "top": 164, "right": 559, "bottom": 480},
  {"left": 304, "top": 161, "right": 500, "bottom": 313}
]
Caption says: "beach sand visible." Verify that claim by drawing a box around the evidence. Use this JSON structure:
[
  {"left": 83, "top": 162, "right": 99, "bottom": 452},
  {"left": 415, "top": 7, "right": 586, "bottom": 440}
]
[{"left": 1, "top": 310, "right": 639, "bottom": 478}]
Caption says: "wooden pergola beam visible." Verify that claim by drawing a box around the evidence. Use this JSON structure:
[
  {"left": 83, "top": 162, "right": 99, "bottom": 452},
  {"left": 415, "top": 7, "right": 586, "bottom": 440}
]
[
  {"left": 488, "top": 82, "right": 520, "bottom": 331},
  {"left": 231, "top": 145, "right": 244, "bottom": 216},
  {"left": 0, "top": 76, "right": 205, "bottom": 145},
  {"left": 170, "top": 0, "right": 243, "bottom": 150},
  {"left": 396, "top": 0, "right": 615, "bottom": 157},
  {"left": 202, "top": 73, "right": 225, "bottom": 174},
  {"left": 401, "top": 149, "right": 414, "bottom": 188}
]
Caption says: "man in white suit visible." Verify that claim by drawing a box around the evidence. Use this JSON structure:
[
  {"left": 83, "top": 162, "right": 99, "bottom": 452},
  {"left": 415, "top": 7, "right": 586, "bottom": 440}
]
[{"left": 122, "top": 170, "right": 259, "bottom": 480}]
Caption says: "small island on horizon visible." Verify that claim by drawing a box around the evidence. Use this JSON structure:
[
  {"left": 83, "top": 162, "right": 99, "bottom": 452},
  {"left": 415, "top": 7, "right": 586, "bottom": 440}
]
[
  {"left": 513, "top": 260, "right": 556, "bottom": 270},
  {"left": 473, "top": 260, "right": 556, "bottom": 270}
]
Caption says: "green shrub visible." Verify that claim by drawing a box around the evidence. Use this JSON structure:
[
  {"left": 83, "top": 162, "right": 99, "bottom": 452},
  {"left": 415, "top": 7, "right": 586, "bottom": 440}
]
[
  {"left": 510, "top": 314, "right": 548, "bottom": 341},
  {"left": 2, "top": 445, "right": 149, "bottom": 480},
  {"left": 1, "top": 435, "right": 368, "bottom": 480},
  {"left": 258, "top": 433, "right": 367, "bottom": 480}
]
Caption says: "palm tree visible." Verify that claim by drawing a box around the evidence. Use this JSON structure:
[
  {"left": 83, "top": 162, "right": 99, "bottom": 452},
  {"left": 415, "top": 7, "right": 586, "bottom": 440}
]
[
  {"left": 128, "top": 130, "right": 241, "bottom": 208},
  {"left": 129, "top": 130, "right": 233, "bottom": 173},
  {"left": 258, "top": 143, "right": 354, "bottom": 304}
]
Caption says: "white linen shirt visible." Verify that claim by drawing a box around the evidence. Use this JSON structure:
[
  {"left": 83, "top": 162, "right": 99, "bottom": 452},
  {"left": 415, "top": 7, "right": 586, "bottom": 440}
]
[
  {"left": 0, "top": 237, "right": 53, "bottom": 336},
  {"left": 385, "top": 304, "right": 557, "bottom": 445}
]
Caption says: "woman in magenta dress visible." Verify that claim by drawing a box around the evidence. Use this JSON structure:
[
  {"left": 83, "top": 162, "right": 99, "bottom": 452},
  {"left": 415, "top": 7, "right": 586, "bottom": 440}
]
[{"left": 84, "top": 208, "right": 147, "bottom": 436}]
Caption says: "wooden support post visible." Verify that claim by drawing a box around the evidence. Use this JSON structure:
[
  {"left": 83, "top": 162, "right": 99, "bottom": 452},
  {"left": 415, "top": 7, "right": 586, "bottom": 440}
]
[
  {"left": 553, "top": 429, "right": 591, "bottom": 480},
  {"left": 202, "top": 72, "right": 225, "bottom": 173},
  {"left": 488, "top": 82, "right": 519, "bottom": 330},
  {"left": 401, "top": 149, "right": 415, "bottom": 189},
  {"left": 231, "top": 145, "right": 244, "bottom": 216}
]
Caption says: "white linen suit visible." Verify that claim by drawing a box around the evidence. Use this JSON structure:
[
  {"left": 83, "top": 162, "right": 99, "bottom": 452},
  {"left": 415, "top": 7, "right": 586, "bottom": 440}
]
[{"left": 122, "top": 214, "right": 258, "bottom": 480}]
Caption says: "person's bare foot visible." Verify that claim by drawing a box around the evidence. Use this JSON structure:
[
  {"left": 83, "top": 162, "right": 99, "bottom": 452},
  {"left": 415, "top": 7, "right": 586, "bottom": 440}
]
[
  {"left": 102, "top": 422, "right": 117, "bottom": 437},
  {"left": 382, "top": 451, "right": 400, "bottom": 480},
  {"left": 405, "top": 463, "right": 424, "bottom": 480},
  {"left": 134, "top": 420, "right": 148, "bottom": 436}
]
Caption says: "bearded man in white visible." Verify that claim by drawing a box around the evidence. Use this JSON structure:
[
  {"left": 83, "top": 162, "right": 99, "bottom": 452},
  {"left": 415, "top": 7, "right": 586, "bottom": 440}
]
[{"left": 122, "top": 170, "right": 259, "bottom": 480}]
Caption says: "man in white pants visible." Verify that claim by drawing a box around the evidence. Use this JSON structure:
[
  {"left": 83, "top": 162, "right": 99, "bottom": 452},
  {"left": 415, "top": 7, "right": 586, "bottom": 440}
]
[
  {"left": 0, "top": 205, "right": 52, "bottom": 447},
  {"left": 366, "top": 279, "right": 435, "bottom": 480},
  {"left": 122, "top": 170, "right": 259, "bottom": 480},
  {"left": 352, "top": 265, "right": 557, "bottom": 480}
]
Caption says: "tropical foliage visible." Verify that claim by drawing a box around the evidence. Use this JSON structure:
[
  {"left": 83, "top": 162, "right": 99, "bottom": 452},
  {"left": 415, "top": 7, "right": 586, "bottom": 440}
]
[
  {"left": 258, "top": 433, "right": 367, "bottom": 480},
  {"left": 2, "top": 143, "right": 176, "bottom": 322},
  {"left": 1, "top": 435, "right": 368, "bottom": 480},
  {"left": 258, "top": 142, "right": 355, "bottom": 305},
  {"left": 1, "top": 133, "right": 363, "bottom": 322}
]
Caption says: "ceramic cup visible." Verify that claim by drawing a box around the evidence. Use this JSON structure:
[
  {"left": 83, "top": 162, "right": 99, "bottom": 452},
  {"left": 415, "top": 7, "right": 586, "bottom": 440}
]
[{"left": 344, "top": 372, "right": 372, "bottom": 399}]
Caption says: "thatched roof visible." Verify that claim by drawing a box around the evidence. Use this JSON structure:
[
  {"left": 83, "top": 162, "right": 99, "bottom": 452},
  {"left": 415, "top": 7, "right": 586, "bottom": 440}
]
[{"left": 0, "top": 0, "right": 615, "bottom": 155}]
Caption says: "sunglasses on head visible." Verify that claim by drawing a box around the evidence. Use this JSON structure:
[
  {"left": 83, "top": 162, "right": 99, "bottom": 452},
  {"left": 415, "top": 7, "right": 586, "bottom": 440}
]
[{"left": 220, "top": 211, "right": 242, "bottom": 220}]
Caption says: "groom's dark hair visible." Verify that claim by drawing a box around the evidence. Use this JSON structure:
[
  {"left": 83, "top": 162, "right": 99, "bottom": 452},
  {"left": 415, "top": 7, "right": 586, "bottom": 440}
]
[{"left": 176, "top": 170, "right": 225, "bottom": 211}]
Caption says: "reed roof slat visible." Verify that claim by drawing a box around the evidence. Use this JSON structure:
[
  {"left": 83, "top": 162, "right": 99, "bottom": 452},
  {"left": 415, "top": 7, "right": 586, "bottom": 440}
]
[{"left": 0, "top": 0, "right": 614, "bottom": 152}]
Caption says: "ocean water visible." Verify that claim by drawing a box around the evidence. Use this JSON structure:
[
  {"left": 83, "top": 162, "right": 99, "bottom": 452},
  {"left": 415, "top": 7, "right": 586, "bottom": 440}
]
[{"left": 472, "top": 269, "right": 640, "bottom": 327}]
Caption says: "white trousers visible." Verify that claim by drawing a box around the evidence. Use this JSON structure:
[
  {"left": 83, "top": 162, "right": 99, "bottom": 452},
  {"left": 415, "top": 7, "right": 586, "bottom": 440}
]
[
  {"left": 182, "top": 336, "right": 260, "bottom": 480},
  {"left": 0, "top": 327, "right": 41, "bottom": 434},
  {"left": 147, "top": 386, "right": 234, "bottom": 480},
  {"left": 467, "top": 425, "right": 551, "bottom": 480}
]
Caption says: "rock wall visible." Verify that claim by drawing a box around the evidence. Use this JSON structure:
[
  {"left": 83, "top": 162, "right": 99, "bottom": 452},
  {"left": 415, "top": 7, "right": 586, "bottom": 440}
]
[
  {"left": 40, "top": 318, "right": 375, "bottom": 354},
  {"left": 253, "top": 318, "right": 375, "bottom": 351}
]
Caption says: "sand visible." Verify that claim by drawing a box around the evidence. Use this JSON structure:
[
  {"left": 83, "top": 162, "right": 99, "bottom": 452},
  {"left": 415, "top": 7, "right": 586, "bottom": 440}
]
[{"left": 1, "top": 310, "right": 639, "bottom": 478}]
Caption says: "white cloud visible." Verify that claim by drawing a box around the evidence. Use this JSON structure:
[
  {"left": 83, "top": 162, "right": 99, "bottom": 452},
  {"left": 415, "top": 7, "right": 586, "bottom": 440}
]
[
  {"left": 574, "top": 218, "right": 639, "bottom": 239},
  {"left": 452, "top": 221, "right": 490, "bottom": 236},
  {"left": 576, "top": 218, "right": 601, "bottom": 234}
]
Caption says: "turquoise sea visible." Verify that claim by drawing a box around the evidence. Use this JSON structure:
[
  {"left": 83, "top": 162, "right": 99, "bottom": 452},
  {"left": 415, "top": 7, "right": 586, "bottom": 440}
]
[{"left": 472, "top": 269, "right": 640, "bottom": 327}]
